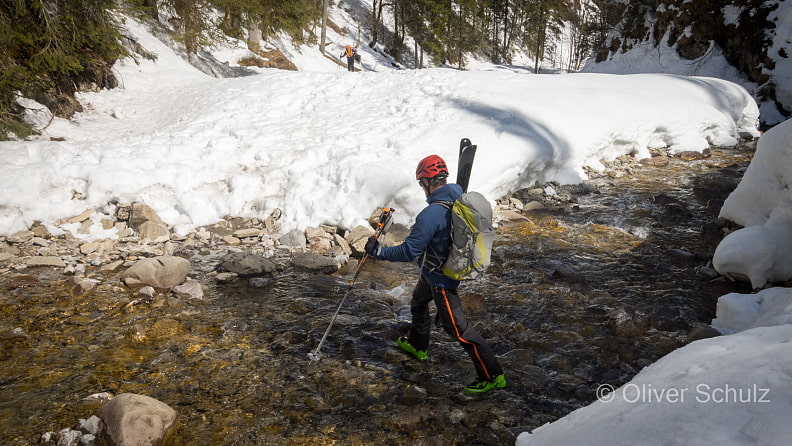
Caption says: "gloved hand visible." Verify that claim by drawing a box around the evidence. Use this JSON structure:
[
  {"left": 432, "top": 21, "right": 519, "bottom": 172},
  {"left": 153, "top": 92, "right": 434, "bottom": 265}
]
[{"left": 364, "top": 236, "right": 380, "bottom": 257}]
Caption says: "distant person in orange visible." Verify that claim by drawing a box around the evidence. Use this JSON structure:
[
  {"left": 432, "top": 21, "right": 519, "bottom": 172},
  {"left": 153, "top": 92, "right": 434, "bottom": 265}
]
[{"left": 340, "top": 44, "right": 357, "bottom": 72}]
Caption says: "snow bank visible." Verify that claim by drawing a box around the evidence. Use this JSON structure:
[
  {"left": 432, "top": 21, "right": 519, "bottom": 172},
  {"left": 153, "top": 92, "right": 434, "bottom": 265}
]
[
  {"left": 518, "top": 323, "right": 792, "bottom": 446},
  {"left": 0, "top": 18, "right": 760, "bottom": 237},
  {"left": 714, "top": 119, "right": 792, "bottom": 288}
]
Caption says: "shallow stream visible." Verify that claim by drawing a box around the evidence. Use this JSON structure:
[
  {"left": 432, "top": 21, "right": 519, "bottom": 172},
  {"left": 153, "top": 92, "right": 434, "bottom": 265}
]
[{"left": 0, "top": 144, "right": 756, "bottom": 445}]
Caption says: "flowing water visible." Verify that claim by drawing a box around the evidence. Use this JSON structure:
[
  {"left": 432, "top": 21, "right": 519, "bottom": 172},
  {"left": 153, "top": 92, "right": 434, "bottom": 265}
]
[{"left": 0, "top": 144, "right": 756, "bottom": 445}]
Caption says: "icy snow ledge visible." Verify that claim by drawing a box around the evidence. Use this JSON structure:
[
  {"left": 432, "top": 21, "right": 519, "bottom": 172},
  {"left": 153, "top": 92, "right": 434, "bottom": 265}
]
[
  {"left": 714, "top": 119, "right": 792, "bottom": 288},
  {"left": 719, "top": 118, "right": 792, "bottom": 228},
  {"left": 711, "top": 288, "right": 792, "bottom": 335},
  {"left": 517, "top": 324, "right": 792, "bottom": 446},
  {"left": 712, "top": 220, "right": 792, "bottom": 289}
]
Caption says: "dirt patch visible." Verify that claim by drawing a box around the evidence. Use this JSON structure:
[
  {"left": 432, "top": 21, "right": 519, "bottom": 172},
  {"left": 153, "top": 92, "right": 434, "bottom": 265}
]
[{"left": 239, "top": 48, "right": 298, "bottom": 71}]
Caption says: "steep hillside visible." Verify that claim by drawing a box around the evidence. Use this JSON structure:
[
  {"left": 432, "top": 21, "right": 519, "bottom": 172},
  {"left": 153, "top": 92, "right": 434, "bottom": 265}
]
[{"left": 584, "top": 0, "right": 790, "bottom": 127}]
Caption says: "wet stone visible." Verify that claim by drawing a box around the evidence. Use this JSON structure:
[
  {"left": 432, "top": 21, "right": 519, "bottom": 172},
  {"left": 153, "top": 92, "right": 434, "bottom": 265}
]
[
  {"left": 291, "top": 251, "right": 339, "bottom": 274},
  {"left": 5, "top": 273, "right": 40, "bottom": 288}
]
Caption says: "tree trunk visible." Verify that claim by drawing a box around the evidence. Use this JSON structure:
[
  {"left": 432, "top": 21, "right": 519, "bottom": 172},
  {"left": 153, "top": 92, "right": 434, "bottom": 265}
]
[{"left": 320, "top": 0, "right": 328, "bottom": 54}]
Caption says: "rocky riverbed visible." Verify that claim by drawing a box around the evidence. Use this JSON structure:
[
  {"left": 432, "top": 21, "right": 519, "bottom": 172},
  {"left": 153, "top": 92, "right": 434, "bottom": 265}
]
[{"left": 0, "top": 141, "right": 759, "bottom": 445}]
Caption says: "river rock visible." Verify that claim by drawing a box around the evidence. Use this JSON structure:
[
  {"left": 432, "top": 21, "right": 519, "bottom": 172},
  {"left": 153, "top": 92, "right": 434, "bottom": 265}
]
[
  {"left": 278, "top": 229, "right": 306, "bottom": 248},
  {"left": 606, "top": 307, "right": 651, "bottom": 337},
  {"left": 30, "top": 223, "right": 51, "bottom": 238},
  {"left": 220, "top": 251, "right": 276, "bottom": 275},
  {"left": 125, "top": 203, "right": 164, "bottom": 229},
  {"left": 137, "top": 221, "right": 170, "bottom": 243},
  {"left": 291, "top": 251, "right": 339, "bottom": 274},
  {"left": 7, "top": 230, "right": 34, "bottom": 244},
  {"left": 232, "top": 228, "right": 259, "bottom": 239},
  {"left": 6, "top": 273, "right": 40, "bottom": 288},
  {"left": 639, "top": 155, "right": 669, "bottom": 167},
  {"left": 56, "top": 428, "right": 83, "bottom": 445},
  {"left": 30, "top": 236, "right": 48, "bottom": 247},
  {"left": 3, "top": 327, "right": 29, "bottom": 339},
  {"left": 173, "top": 280, "right": 204, "bottom": 300},
  {"left": 215, "top": 272, "right": 238, "bottom": 282},
  {"left": 333, "top": 233, "right": 352, "bottom": 255},
  {"left": 345, "top": 225, "right": 375, "bottom": 255},
  {"left": 249, "top": 277, "right": 273, "bottom": 288},
  {"left": 127, "top": 324, "right": 147, "bottom": 343},
  {"left": 80, "top": 241, "right": 102, "bottom": 255},
  {"left": 665, "top": 203, "right": 692, "bottom": 217},
  {"left": 96, "top": 393, "right": 178, "bottom": 446},
  {"left": 120, "top": 256, "right": 190, "bottom": 289},
  {"left": 678, "top": 150, "right": 708, "bottom": 161},
  {"left": 66, "top": 276, "right": 97, "bottom": 298},
  {"left": 306, "top": 226, "right": 333, "bottom": 254},
  {"left": 550, "top": 262, "right": 591, "bottom": 291},
  {"left": 222, "top": 235, "right": 241, "bottom": 245},
  {"left": 138, "top": 286, "right": 155, "bottom": 299},
  {"left": 499, "top": 210, "right": 531, "bottom": 223},
  {"left": 522, "top": 200, "right": 545, "bottom": 212},
  {"left": 686, "top": 324, "right": 722, "bottom": 343},
  {"left": 25, "top": 256, "right": 66, "bottom": 267},
  {"left": 78, "top": 415, "right": 103, "bottom": 435},
  {"left": 100, "top": 260, "right": 125, "bottom": 273}
]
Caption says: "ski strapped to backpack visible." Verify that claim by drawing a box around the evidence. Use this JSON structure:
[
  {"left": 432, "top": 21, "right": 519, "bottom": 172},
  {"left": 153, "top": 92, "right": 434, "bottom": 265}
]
[{"left": 422, "top": 138, "right": 494, "bottom": 280}]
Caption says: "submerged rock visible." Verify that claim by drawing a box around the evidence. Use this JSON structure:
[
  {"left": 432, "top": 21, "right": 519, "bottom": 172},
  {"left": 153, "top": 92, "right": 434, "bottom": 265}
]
[{"left": 220, "top": 251, "right": 276, "bottom": 275}]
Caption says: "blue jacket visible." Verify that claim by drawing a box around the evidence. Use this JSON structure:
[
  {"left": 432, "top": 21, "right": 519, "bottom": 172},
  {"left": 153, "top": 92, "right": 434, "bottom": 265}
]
[{"left": 374, "top": 183, "right": 463, "bottom": 289}]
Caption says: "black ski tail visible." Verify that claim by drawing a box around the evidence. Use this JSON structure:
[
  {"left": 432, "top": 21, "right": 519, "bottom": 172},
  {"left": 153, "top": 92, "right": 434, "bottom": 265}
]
[{"left": 456, "top": 138, "right": 477, "bottom": 193}]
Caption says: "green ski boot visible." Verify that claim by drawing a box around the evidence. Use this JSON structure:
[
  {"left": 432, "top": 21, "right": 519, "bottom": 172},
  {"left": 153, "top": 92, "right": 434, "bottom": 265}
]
[
  {"left": 464, "top": 374, "right": 507, "bottom": 395},
  {"left": 397, "top": 337, "right": 427, "bottom": 361}
]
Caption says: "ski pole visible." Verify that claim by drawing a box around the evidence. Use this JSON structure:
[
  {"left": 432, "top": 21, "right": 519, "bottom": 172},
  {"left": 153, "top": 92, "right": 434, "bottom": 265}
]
[{"left": 308, "top": 207, "right": 395, "bottom": 362}]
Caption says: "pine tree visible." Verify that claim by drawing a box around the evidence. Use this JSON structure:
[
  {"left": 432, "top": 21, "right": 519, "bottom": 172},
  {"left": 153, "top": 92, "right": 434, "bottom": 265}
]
[{"left": 0, "top": 0, "right": 123, "bottom": 139}]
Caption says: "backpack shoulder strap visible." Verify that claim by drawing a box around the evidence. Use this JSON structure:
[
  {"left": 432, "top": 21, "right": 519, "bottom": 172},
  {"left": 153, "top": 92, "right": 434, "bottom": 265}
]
[
  {"left": 430, "top": 200, "right": 454, "bottom": 210},
  {"left": 419, "top": 200, "right": 454, "bottom": 272}
]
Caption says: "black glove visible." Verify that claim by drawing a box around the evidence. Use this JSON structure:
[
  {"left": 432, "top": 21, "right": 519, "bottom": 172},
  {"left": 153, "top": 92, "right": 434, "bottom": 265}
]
[{"left": 364, "top": 236, "right": 380, "bottom": 256}]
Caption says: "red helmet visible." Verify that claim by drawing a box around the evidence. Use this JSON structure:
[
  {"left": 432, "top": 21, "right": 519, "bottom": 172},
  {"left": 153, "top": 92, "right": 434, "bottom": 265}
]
[{"left": 415, "top": 155, "right": 449, "bottom": 180}]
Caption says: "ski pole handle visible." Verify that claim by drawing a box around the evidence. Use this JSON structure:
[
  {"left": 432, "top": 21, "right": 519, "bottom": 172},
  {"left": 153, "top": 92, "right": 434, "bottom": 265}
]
[{"left": 375, "top": 207, "right": 394, "bottom": 240}]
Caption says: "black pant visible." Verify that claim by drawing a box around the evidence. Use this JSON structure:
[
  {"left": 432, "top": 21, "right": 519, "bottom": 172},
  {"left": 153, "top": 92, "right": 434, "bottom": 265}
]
[
  {"left": 408, "top": 276, "right": 503, "bottom": 381},
  {"left": 347, "top": 57, "right": 355, "bottom": 72}
]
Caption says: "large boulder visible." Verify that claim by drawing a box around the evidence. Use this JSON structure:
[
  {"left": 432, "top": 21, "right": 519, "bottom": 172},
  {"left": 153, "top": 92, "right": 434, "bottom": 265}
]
[
  {"left": 96, "top": 393, "right": 178, "bottom": 446},
  {"left": 120, "top": 256, "right": 190, "bottom": 289}
]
